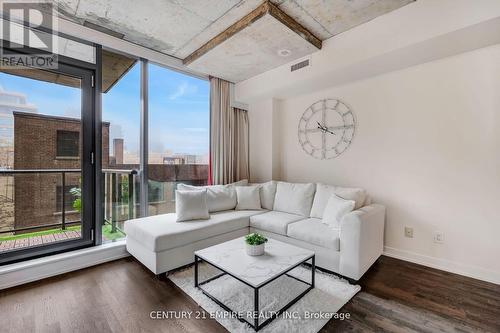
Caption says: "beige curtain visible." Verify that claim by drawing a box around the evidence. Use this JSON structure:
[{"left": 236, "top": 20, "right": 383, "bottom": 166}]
[
  {"left": 233, "top": 107, "right": 249, "bottom": 181},
  {"left": 210, "top": 77, "right": 249, "bottom": 185}
]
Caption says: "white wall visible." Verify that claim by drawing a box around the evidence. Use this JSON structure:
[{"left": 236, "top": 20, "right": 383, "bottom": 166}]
[
  {"left": 279, "top": 45, "right": 500, "bottom": 283},
  {"left": 238, "top": 0, "right": 500, "bottom": 284},
  {"left": 248, "top": 98, "right": 283, "bottom": 182},
  {"left": 248, "top": 98, "right": 273, "bottom": 182}
]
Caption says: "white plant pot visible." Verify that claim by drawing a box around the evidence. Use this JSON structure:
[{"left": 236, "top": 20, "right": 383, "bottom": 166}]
[{"left": 246, "top": 243, "right": 265, "bottom": 256}]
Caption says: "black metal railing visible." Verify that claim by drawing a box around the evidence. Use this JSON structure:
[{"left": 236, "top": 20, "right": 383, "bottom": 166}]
[
  {"left": 0, "top": 166, "right": 209, "bottom": 237},
  {"left": 0, "top": 169, "right": 80, "bottom": 235},
  {"left": 102, "top": 169, "right": 138, "bottom": 233},
  {"left": 0, "top": 168, "right": 137, "bottom": 236}
]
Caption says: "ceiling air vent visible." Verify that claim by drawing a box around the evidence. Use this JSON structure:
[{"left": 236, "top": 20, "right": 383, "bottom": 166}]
[{"left": 291, "top": 59, "right": 309, "bottom": 72}]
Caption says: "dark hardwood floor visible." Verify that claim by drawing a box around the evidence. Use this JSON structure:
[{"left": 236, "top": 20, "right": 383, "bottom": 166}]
[
  {"left": 327, "top": 257, "right": 500, "bottom": 332},
  {"left": 0, "top": 255, "right": 499, "bottom": 333}
]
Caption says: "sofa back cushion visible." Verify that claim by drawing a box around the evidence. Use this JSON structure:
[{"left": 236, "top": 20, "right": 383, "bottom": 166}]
[
  {"left": 249, "top": 181, "right": 277, "bottom": 210},
  {"left": 273, "top": 182, "right": 315, "bottom": 216},
  {"left": 235, "top": 185, "right": 261, "bottom": 210},
  {"left": 310, "top": 183, "right": 367, "bottom": 218},
  {"left": 230, "top": 179, "right": 249, "bottom": 186},
  {"left": 177, "top": 183, "right": 237, "bottom": 212}
]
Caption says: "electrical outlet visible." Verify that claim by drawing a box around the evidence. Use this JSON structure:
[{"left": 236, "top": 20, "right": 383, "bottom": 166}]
[
  {"left": 434, "top": 232, "right": 444, "bottom": 244},
  {"left": 404, "top": 227, "right": 413, "bottom": 238}
]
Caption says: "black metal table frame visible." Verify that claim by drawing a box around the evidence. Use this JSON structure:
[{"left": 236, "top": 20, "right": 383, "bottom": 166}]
[{"left": 194, "top": 254, "right": 315, "bottom": 331}]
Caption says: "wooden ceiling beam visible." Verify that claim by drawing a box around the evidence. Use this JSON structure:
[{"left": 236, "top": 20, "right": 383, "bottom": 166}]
[
  {"left": 267, "top": 1, "right": 322, "bottom": 49},
  {"left": 183, "top": 1, "right": 322, "bottom": 66}
]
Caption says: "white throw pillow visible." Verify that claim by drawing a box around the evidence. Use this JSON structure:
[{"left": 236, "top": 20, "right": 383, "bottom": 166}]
[
  {"left": 175, "top": 190, "right": 209, "bottom": 222},
  {"left": 273, "top": 182, "right": 316, "bottom": 216},
  {"left": 335, "top": 186, "right": 367, "bottom": 210},
  {"left": 177, "top": 183, "right": 237, "bottom": 212},
  {"left": 235, "top": 186, "right": 261, "bottom": 210},
  {"left": 310, "top": 183, "right": 366, "bottom": 218},
  {"left": 322, "top": 194, "right": 355, "bottom": 229},
  {"left": 249, "top": 181, "right": 277, "bottom": 210}
]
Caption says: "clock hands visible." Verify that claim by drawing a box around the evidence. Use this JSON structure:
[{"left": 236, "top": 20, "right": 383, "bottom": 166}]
[{"left": 316, "top": 122, "right": 336, "bottom": 135}]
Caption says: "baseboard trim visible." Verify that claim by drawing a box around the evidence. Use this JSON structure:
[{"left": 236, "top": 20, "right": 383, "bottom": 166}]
[
  {"left": 0, "top": 240, "right": 130, "bottom": 290},
  {"left": 383, "top": 246, "right": 500, "bottom": 285}
]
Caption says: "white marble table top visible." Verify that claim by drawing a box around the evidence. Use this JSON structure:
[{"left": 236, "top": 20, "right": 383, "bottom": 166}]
[{"left": 194, "top": 237, "right": 315, "bottom": 287}]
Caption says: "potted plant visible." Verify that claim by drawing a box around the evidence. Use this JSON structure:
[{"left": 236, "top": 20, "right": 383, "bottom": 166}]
[
  {"left": 245, "top": 233, "right": 268, "bottom": 256},
  {"left": 70, "top": 186, "right": 81, "bottom": 212}
]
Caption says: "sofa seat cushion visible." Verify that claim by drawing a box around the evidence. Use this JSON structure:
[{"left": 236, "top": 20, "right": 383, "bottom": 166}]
[
  {"left": 249, "top": 211, "right": 304, "bottom": 235},
  {"left": 124, "top": 210, "right": 264, "bottom": 252},
  {"left": 287, "top": 218, "right": 340, "bottom": 251}
]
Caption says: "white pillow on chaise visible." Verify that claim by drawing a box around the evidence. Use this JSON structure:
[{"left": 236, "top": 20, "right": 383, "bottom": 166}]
[
  {"left": 322, "top": 194, "right": 355, "bottom": 229},
  {"left": 310, "top": 183, "right": 366, "bottom": 218},
  {"left": 235, "top": 186, "right": 261, "bottom": 210},
  {"left": 175, "top": 190, "right": 209, "bottom": 222},
  {"left": 177, "top": 180, "right": 248, "bottom": 212}
]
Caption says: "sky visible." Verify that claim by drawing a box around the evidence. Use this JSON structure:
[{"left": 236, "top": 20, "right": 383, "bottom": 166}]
[
  {"left": 0, "top": 72, "right": 81, "bottom": 117},
  {"left": 0, "top": 63, "right": 209, "bottom": 157},
  {"left": 104, "top": 63, "right": 209, "bottom": 156}
]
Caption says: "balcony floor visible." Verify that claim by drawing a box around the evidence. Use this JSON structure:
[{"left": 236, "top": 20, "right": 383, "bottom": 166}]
[{"left": 0, "top": 230, "right": 81, "bottom": 253}]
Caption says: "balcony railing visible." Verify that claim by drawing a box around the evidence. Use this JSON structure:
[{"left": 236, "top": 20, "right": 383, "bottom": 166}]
[
  {"left": 0, "top": 165, "right": 207, "bottom": 238},
  {"left": 103, "top": 168, "right": 138, "bottom": 234},
  {"left": 0, "top": 169, "right": 82, "bottom": 235},
  {"left": 0, "top": 168, "right": 138, "bottom": 236}
]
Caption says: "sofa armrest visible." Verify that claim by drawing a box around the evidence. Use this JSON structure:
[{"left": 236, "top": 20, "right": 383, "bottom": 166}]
[{"left": 339, "top": 204, "right": 385, "bottom": 280}]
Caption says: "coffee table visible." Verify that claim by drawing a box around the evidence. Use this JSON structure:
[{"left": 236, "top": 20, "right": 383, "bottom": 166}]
[{"left": 194, "top": 237, "right": 315, "bottom": 331}]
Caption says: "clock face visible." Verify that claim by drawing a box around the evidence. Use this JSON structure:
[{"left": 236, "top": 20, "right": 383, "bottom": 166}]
[{"left": 298, "top": 99, "right": 356, "bottom": 159}]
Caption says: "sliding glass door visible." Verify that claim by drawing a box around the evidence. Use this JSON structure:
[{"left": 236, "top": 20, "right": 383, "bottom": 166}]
[{"left": 0, "top": 61, "right": 94, "bottom": 264}]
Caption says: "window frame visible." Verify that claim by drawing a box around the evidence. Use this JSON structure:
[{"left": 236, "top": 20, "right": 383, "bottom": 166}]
[{"left": 0, "top": 47, "right": 98, "bottom": 265}]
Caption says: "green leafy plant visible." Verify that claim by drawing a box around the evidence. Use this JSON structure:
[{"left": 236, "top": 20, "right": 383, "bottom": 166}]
[
  {"left": 70, "top": 179, "right": 81, "bottom": 212},
  {"left": 245, "top": 233, "right": 268, "bottom": 246}
]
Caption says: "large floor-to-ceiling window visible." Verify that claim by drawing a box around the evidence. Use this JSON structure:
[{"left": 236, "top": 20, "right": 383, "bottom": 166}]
[
  {"left": 0, "top": 31, "right": 209, "bottom": 262},
  {"left": 101, "top": 51, "right": 140, "bottom": 242},
  {"left": 147, "top": 64, "right": 209, "bottom": 216},
  {"left": 98, "top": 57, "right": 209, "bottom": 242}
]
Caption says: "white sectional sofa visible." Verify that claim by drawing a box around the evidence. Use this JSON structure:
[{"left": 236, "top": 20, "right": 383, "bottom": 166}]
[{"left": 124, "top": 181, "right": 385, "bottom": 281}]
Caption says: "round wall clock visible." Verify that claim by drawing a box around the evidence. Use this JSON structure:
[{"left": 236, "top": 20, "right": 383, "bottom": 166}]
[{"left": 298, "top": 98, "right": 356, "bottom": 159}]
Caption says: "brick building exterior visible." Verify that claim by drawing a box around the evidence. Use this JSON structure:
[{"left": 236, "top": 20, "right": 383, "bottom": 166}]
[{"left": 13, "top": 112, "right": 109, "bottom": 232}]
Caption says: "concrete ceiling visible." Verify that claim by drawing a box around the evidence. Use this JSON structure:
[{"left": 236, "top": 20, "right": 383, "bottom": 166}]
[
  {"left": 187, "top": 13, "right": 318, "bottom": 82},
  {"left": 55, "top": 0, "right": 414, "bottom": 82},
  {"left": 101, "top": 50, "right": 136, "bottom": 92}
]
